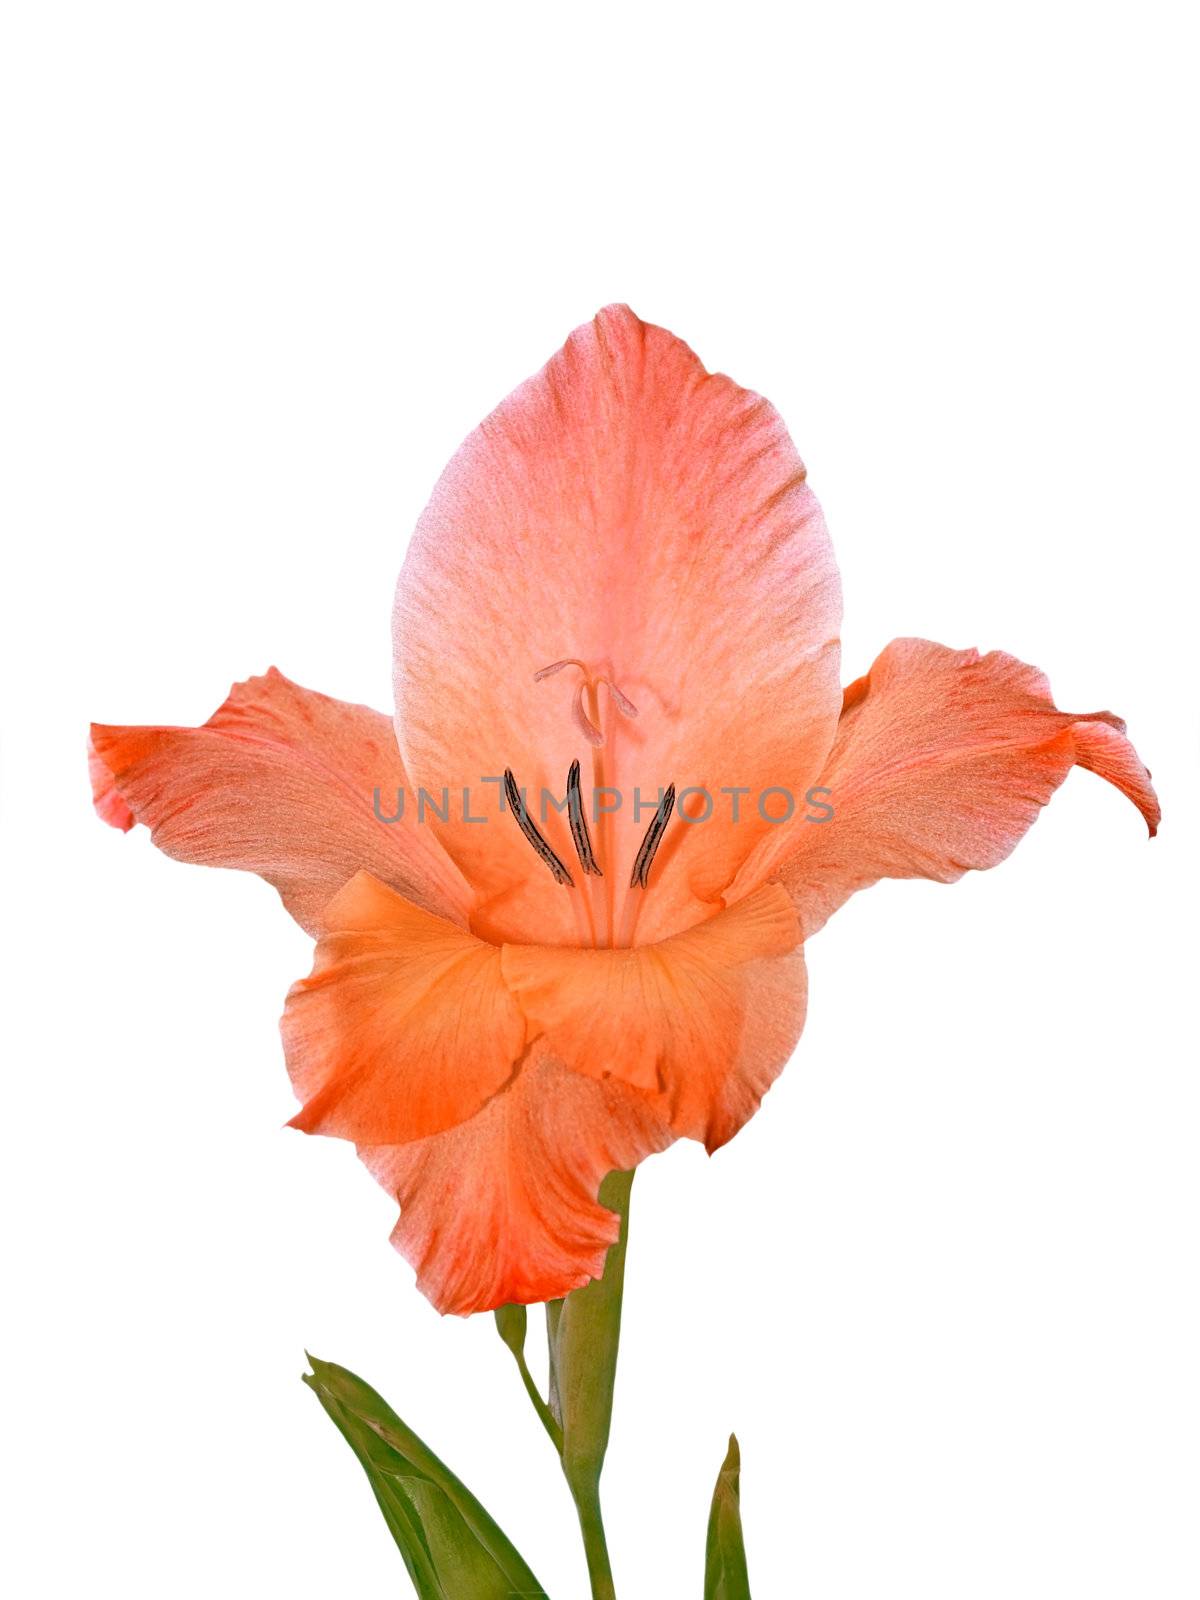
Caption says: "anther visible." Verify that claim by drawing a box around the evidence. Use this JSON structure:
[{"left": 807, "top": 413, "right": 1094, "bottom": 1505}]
[
  {"left": 566, "top": 759, "right": 603, "bottom": 877},
  {"left": 503, "top": 769, "right": 575, "bottom": 887},
  {"left": 630, "top": 784, "right": 676, "bottom": 889}
]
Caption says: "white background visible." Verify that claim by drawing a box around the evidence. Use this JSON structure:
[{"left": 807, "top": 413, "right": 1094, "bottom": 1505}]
[{"left": 2, "top": 4, "right": 1196, "bottom": 1597}]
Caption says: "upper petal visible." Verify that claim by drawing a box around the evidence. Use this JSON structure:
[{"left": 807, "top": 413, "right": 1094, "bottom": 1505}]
[
  {"left": 283, "top": 872, "right": 526, "bottom": 1143},
  {"left": 744, "top": 638, "right": 1159, "bottom": 937},
  {"left": 359, "top": 1051, "right": 674, "bottom": 1315},
  {"left": 90, "top": 669, "right": 472, "bottom": 935},
  {"left": 502, "top": 883, "right": 806, "bottom": 1152},
  {"left": 393, "top": 305, "right": 842, "bottom": 945}
]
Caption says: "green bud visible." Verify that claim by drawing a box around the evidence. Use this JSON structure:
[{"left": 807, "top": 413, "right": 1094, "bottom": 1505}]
[{"left": 493, "top": 1302, "right": 528, "bottom": 1358}]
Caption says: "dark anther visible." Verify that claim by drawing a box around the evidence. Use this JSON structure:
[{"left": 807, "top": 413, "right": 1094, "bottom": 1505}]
[
  {"left": 503, "top": 769, "right": 575, "bottom": 887},
  {"left": 630, "top": 783, "right": 676, "bottom": 889},
  {"left": 567, "top": 759, "right": 603, "bottom": 877}
]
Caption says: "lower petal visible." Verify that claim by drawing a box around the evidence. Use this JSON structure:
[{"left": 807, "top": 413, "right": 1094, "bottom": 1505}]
[
  {"left": 283, "top": 872, "right": 526, "bottom": 1144},
  {"left": 359, "top": 1052, "right": 674, "bottom": 1315},
  {"left": 502, "top": 885, "right": 806, "bottom": 1152}
]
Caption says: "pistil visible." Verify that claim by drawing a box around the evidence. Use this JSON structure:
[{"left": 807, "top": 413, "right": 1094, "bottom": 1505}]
[{"left": 534, "top": 659, "right": 639, "bottom": 948}]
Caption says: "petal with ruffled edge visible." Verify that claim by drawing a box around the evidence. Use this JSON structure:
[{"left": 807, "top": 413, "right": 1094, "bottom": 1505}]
[
  {"left": 359, "top": 1052, "right": 674, "bottom": 1315},
  {"left": 734, "top": 638, "right": 1159, "bottom": 937},
  {"left": 502, "top": 884, "right": 806, "bottom": 1152},
  {"left": 393, "top": 305, "right": 842, "bottom": 948},
  {"left": 282, "top": 872, "right": 526, "bottom": 1143},
  {"left": 88, "top": 733, "right": 135, "bottom": 831},
  {"left": 90, "top": 669, "right": 472, "bottom": 935}
]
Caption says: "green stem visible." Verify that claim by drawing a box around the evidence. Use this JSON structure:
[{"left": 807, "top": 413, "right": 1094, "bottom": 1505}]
[
  {"left": 551, "top": 1169, "right": 633, "bottom": 1600},
  {"left": 500, "top": 1172, "right": 633, "bottom": 1599},
  {"left": 573, "top": 1480, "right": 617, "bottom": 1600},
  {"left": 512, "top": 1345, "right": 563, "bottom": 1452}
]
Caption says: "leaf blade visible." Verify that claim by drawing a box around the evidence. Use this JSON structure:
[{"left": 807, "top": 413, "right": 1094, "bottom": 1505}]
[
  {"left": 704, "top": 1434, "right": 752, "bottom": 1600},
  {"left": 304, "top": 1355, "right": 548, "bottom": 1598}
]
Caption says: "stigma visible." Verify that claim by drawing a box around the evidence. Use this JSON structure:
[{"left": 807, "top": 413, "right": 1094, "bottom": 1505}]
[{"left": 534, "top": 658, "right": 639, "bottom": 747}]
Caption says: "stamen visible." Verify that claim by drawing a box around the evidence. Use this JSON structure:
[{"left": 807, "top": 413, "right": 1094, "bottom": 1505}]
[
  {"left": 503, "top": 769, "right": 575, "bottom": 887},
  {"left": 630, "top": 784, "right": 676, "bottom": 888},
  {"left": 566, "top": 759, "right": 603, "bottom": 876}
]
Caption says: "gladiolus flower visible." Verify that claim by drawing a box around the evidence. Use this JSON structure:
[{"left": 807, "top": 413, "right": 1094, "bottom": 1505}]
[{"left": 90, "top": 306, "right": 1158, "bottom": 1315}]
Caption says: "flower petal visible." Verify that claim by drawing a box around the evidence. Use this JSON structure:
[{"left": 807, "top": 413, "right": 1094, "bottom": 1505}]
[
  {"left": 393, "top": 305, "right": 842, "bottom": 946},
  {"left": 90, "top": 669, "right": 471, "bottom": 934},
  {"left": 88, "top": 732, "right": 135, "bottom": 831},
  {"left": 282, "top": 872, "right": 524, "bottom": 1143},
  {"left": 359, "top": 1052, "right": 674, "bottom": 1315},
  {"left": 502, "top": 885, "right": 806, "bottom": 1152},
  {"left": 748, "top": 638, "right": 1159, "bottom": 937}
]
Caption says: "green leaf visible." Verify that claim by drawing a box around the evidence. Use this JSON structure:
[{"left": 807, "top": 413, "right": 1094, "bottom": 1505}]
[
  {"left": 304, "top": 1354, "right": 548, "bottom": 1599},
  {"left": 546, "top": 1168, "right": 632, "bottom": 1498},
  {"left": 704, "top": 1434, "right": 752, "bottom": 1600}
]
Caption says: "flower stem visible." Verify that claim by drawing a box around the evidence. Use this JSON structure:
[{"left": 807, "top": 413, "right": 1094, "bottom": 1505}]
[
  {"left": 573, "top": 1479, "right": 617, "bottom": 1600},
  {"left": 549, "top": 1169, "right": 633, "bottom": 1600},
  {"left": 513, "top": 1344, "right": 563, "bottom": 1452},
  {"left": 494, "top": 1302, "right": 565, "bottom": 1451},
  {"left": 500, "top": 1174, "right": 632, "bottom": 1597}
]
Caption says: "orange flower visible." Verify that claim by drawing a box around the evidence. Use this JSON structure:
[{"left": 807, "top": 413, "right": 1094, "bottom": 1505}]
[{"left": 90, "top": 307, "right": 1158, "bottom": 1315}]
